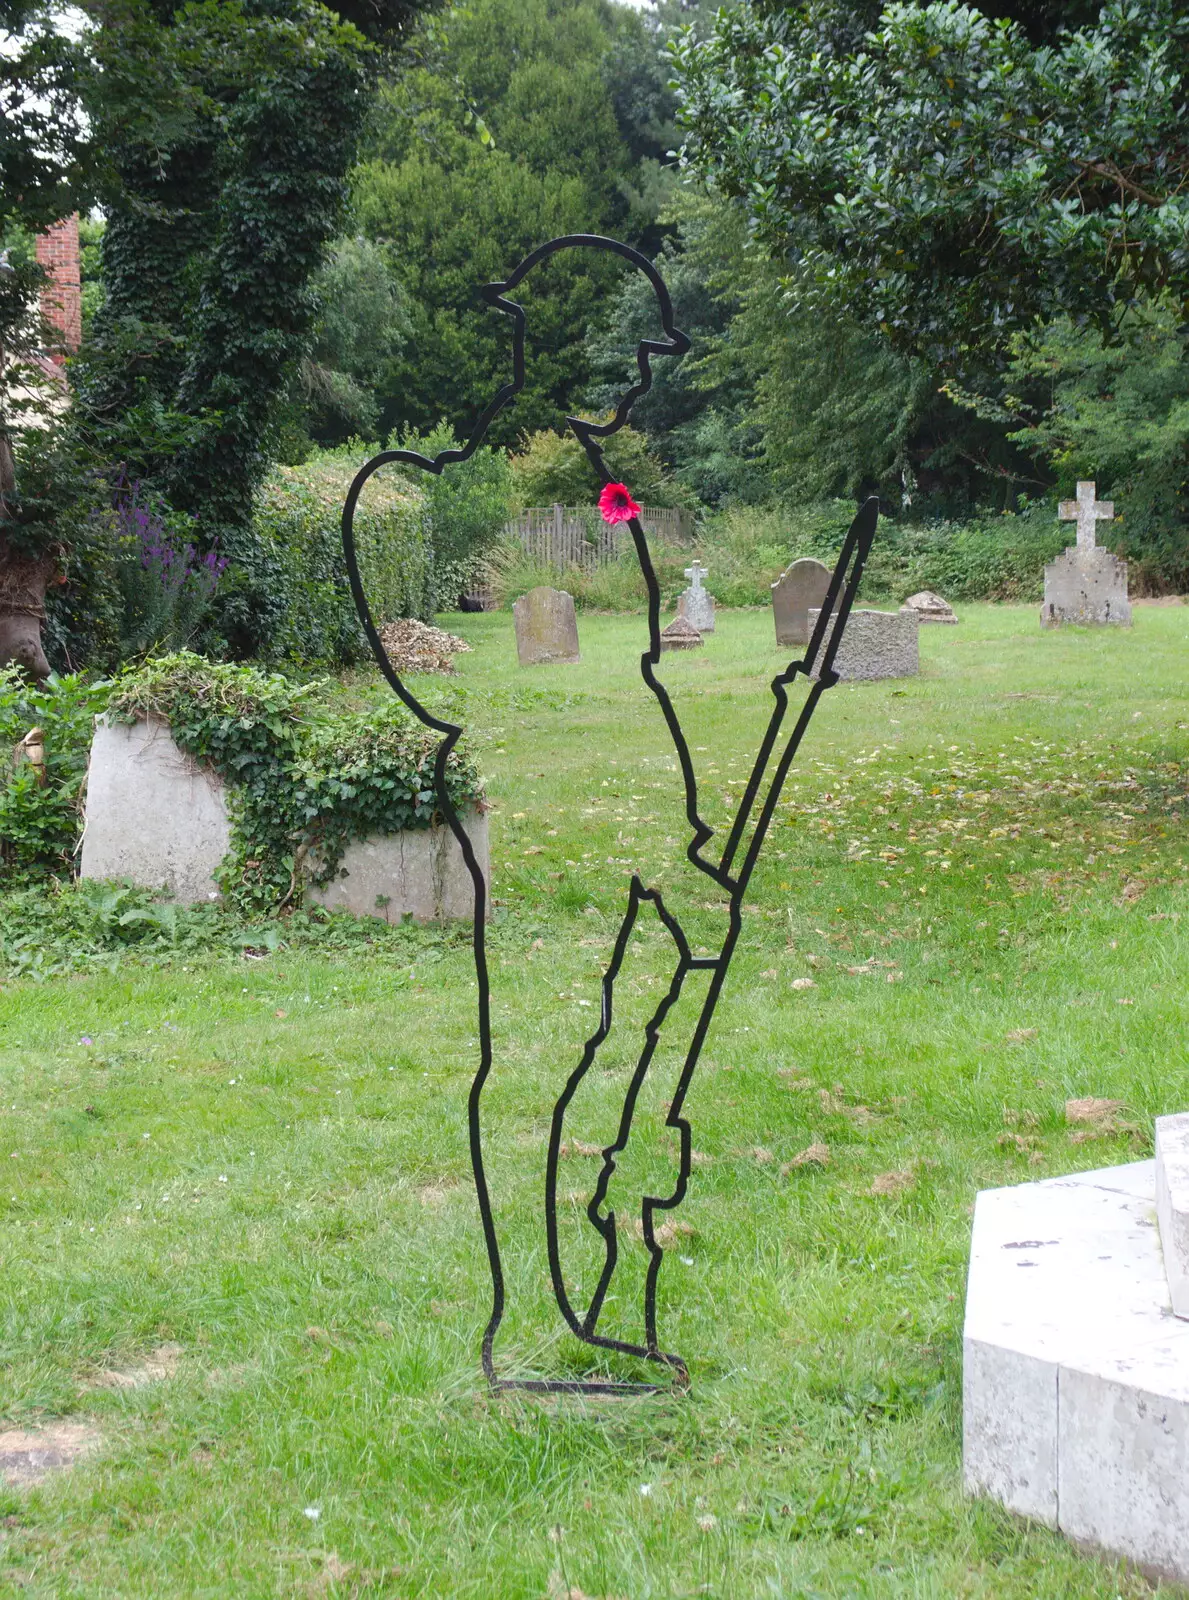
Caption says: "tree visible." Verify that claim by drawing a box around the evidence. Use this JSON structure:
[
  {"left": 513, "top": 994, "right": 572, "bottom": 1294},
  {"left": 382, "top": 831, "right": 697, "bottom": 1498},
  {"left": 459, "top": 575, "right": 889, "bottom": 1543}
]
[
  {"left": 353, "top": 0, "right": 662, "bottom": 445},
  {"left": 74, "top": 0, "right": 437, "bottom": 656},
  {"left": 984, "top": 297, "right": 1189, "bottom": 587},
  {"left": 672, "top": 0, "right": 1189, "bottom": 371},
  {"left": 288, "top": 235, "right": 410, "bottom": 448}
]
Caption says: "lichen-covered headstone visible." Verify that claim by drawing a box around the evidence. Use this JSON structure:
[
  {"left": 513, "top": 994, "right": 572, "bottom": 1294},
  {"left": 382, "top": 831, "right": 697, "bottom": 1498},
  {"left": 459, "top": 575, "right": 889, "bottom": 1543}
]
[
  {"left": 513, "top": 586, "right": 581, "bottom": 665},
  {"left": 901, "top": 590, "right": 958, "bottom": 624},
  {"left": 1041, "top": 480, "right": 1131, "bottom": 627},
  {"left": 772, "top": 557, "right": 831, "bottom": 647},
  {"left": 677, "top": 561, "right": 716, "bottom": 633},
  {"left": 807, "top": 607, "right": 918, "bottom": 681}
]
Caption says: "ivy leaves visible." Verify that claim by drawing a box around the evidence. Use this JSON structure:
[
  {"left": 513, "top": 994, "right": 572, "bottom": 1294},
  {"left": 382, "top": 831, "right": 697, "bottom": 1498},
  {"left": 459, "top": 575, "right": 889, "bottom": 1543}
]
[{"left": 108, "top": 652, "right": 481, "bottom": 911}]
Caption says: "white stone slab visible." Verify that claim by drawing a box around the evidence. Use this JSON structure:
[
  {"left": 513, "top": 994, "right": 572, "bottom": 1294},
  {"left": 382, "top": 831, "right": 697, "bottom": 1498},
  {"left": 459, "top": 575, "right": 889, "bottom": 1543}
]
[
  {"left": 81, "top": 717, "right": 230, "bottom": 904},
  {"left": 1156, "top": 1112, "right": 1189, "bottom": 1319},
  {"left": 307, "top": 806, "right": 489, "bottom": 924},
  {"left": 964, "top": 1160, "right": 1189, "bottom": 1583}
]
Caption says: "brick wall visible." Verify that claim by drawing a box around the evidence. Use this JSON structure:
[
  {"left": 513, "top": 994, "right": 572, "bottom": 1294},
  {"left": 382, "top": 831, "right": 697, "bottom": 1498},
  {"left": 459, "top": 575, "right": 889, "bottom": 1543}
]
[{"left": 35, "top": 215, "right": 82, "bottom": 361}]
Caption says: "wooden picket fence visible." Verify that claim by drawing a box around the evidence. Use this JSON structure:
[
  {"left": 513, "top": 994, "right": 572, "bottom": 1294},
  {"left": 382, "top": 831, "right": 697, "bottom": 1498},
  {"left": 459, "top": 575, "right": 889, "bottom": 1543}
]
[{"left": 507, "top": 503, "right": 695, "bottom": 572}]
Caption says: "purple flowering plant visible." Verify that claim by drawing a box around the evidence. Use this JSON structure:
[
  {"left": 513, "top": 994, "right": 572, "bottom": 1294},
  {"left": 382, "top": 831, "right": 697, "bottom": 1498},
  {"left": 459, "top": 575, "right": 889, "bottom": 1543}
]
[{"left": 112, "top": 478, "right": 227, "bottom": 655}]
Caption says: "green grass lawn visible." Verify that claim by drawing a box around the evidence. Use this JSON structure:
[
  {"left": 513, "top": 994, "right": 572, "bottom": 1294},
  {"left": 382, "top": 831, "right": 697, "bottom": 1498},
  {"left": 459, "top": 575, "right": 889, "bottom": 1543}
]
[{"left": 4, "top": 602, "right": 1189, "bottom": 1598}]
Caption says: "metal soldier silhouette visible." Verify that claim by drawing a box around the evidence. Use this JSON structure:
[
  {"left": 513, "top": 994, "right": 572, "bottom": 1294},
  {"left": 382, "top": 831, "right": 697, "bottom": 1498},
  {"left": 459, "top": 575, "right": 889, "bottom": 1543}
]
[{"left": 341, "top": 235, "right": 878, "bottom": 1394}]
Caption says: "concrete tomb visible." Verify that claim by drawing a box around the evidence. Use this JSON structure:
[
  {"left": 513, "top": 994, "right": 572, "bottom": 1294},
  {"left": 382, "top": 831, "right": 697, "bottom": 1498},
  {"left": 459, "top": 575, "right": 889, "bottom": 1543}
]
[
  {"left": 964, "top": 1122, "right": 1189, "bottom": 1585},
  {"left": 513, "top": 585, "right": 581, "bottom": 666},
  {"left": 676, "top": 561, "right": 716, "bottom": 634},
  {"left": 659, "top": 615, "right": 703, "bottom": 652},
  {"left": 81, "top": 716, "right": 487, "bottom": 922},
  {"left": 901, "top": 590, "right": 958, "bottom": 624},
  {"left": 772, "top": 557, "right": 831, "bottom": 648},
  {"left": 1041, "top": 479, "right": 1131, "bottom": 627},
  {"left": 806, "top": 606, "right": 919, "bottom": 682}
]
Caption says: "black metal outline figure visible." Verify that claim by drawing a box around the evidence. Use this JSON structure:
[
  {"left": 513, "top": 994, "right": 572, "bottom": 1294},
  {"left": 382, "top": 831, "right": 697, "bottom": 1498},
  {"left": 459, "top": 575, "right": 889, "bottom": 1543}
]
[{"left": 341, "top": 234, "right": 879, "bottom": 1396}]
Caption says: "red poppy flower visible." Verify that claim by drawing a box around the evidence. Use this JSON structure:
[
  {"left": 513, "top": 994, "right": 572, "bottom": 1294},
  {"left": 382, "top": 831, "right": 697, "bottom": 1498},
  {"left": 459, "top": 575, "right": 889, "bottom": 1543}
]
[{"left": 599, "top": 482, "right": 641, "bottom": 525}]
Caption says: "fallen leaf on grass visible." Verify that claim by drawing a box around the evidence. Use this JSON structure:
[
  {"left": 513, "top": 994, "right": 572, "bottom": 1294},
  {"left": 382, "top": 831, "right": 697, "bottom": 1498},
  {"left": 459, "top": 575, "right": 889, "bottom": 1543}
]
[
  {"left": 870, "top": 1171, "right": 915, "bottom": 1196},
  {"left": 274, "top": 1009, "right": 288, "bottom": 1020},
  {"left": 1116, "top": 997, "right": 1135, "bottom": 1006},
  {"left": 1005, "top": 1028, "right": 1037, "bottom": 1043},
  {"left": 790, "top": 977, "right": 816, "bottom": 991},
  {"left": 559, "top": 1140, "right": 603, "bottom": 1159},
  {"left": 748, "top": 1146, "right": 775, "bottom": 1164},
  {"left": 761, "top": 969, "right": 778, "bottom": 979},
  {"left": 782, "top": 1142, "right": 830, "bottom": 1173}
]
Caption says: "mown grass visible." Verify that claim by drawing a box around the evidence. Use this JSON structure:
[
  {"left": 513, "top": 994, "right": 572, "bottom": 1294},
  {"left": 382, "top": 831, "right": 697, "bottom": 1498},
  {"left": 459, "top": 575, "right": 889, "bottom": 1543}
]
[{"left": 3, "top": 602, "right": 1189, "bottom": 1597}]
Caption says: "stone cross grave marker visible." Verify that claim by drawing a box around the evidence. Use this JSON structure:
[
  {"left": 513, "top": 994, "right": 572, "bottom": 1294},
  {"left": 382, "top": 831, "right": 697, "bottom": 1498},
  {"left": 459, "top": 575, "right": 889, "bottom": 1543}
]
[
  {"left": 1060, "top": 479, "right": 1114, "bottom": 550},
  {"left": 1042, "top": 479, "right": 1130, "bottom": 627},
  {"left": 677, "top": 560, "right": 715, "bottom": 633},
  {"left": 513, "top": 585, "right": 581, "bottom": 665},
  {"left": 772, "top": 557, "right": 831, "bottom": 648}
]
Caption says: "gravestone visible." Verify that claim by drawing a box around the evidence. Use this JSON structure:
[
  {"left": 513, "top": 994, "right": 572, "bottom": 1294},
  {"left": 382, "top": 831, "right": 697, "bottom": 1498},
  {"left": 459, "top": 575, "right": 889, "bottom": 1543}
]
[
  {"left": 772, "top": 557, "right": 831, "bottom": 648},
  {"left": 963, "top": 1115, "right": 1189, "bottom": 1585},
  {"left": 81, "top": 717, "right": 230, "bottom": 903},
  {"left": 659, "top": 615, "right": 703, "bottom": 651},
  {"left": 806, "top": 607, "right": 918, "bottom": 681},
  {"left": 676, "top": 561, "right": 716, "bottom": 633},
  {"left": 1041, "top": 480, "right": 1131, "bottom": 627},
  {"left": 81, "top": 716, "right": 488, "bottom": 920},
  {"left": 513, "top": 585, "right": 581, "bottom": 665},
  {"left": 901, "top": 590, "right": 958, "bottom": 624}
]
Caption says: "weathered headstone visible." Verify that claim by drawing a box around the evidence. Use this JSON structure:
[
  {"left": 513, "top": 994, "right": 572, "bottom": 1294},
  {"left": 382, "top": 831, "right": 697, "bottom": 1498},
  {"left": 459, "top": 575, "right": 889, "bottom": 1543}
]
[
  {"left": 659, "top": 615, "right": 703, "bottom": 651},
  {"left": 901, "top": 590, "right": 958, "bottom": 624},
  {"left": 513, "top": 585, "right": 581, "bottom": 665},
  {"left": 81, "top": 717, "right": 230, "bottom": 903},
  {"left": 772, "top": 557, "right": 831, "bottom": 647},
  {"left": 806, "top": 607, "right": 918, "bottom": 681},
  {"left": 1041, "top": 480, "right": 1131, "bottom": 627},
  {"left": 676, "top": 561, "right": 716, "bottom": 633}
]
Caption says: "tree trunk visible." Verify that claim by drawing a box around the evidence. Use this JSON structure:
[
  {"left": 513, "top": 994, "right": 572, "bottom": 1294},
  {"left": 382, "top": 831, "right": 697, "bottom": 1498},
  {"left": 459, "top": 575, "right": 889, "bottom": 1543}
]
[{"left": 0, "top": 529, "right": 54, "bottom": 682}]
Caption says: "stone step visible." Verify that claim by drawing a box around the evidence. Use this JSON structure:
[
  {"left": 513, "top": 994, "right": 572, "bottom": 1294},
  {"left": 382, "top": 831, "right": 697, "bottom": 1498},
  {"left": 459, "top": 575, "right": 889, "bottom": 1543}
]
[{"left": 1156, "top": 1112, "right": 1189, "bottom": 1319}]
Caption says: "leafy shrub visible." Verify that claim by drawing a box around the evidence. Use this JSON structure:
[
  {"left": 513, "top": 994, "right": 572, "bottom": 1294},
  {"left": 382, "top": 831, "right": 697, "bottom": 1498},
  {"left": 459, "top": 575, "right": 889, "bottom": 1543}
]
[
  {"left": 394, "top": 422, "right": 511, "bottom": 588},
  {"left": 510, "top": 422, "right": 690, "bottom": 511},
  {"left": 108, "top": 652, "right": 483, "bottom": 911},
  {"left": 0, "top": 667, "right": 111, "bottom": 880},
  {"left": 250, "top": 447, "right": 432, "bottom": 666}
]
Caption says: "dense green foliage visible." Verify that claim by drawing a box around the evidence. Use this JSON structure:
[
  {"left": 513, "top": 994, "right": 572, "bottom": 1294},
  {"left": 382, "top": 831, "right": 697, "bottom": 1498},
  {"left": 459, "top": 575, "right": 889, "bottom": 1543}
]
[
  {"left": 509, "top": 420, "right": 685, "bottom": 510},
  {"left": 251, "top": 449, "right": 432, "bottom": 665},
  {"left": 673, "top": 0, "right": 1189, "bottom": 370},
  {"left": 353, "top": 0, "right": 681, "bottom": 443},
  {"left": 108, "top": 652, "right": 482, "bottom": 911},
  {"left": 70, "top": 0, "right": 436, "bottom": 654},
  {"left": 996, "top": 298, "right": 1189, "bottom": 590},
  {"left": 394, "top": 421, "right": 512, "bottom": 597},
  {"left": 0, "top": 665, "right": 110, "bottom": 879}
]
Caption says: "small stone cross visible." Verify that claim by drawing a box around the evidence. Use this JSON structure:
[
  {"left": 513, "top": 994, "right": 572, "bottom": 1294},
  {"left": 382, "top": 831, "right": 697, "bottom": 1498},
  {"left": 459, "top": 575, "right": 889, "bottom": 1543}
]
[
  {"left": 1059, "top": 480, "right": 1114, "bottom": 551},
  {"left": 684, "top": 562, "right": 707, "bottom": 590}
]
